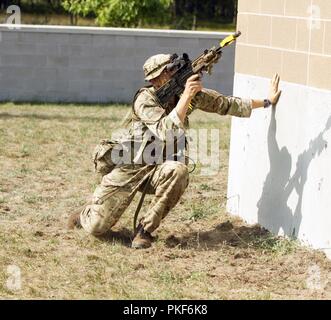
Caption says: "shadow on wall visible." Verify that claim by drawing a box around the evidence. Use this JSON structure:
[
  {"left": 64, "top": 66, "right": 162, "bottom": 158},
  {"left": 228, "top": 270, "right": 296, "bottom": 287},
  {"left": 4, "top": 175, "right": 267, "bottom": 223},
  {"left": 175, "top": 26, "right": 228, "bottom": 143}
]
[{"left": 257, "top": 108, "right": 331, "bottom": 238}]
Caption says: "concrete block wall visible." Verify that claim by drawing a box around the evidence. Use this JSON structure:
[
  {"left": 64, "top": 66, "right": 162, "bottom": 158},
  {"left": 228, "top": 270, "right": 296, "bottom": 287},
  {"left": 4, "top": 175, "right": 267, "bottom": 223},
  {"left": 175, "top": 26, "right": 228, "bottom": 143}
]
[
  {"left": 0, "top": 25, "right": 235, "bottom": 103},
  {"left": 227, "top": 0, "right": 331, "bottom": 257}
]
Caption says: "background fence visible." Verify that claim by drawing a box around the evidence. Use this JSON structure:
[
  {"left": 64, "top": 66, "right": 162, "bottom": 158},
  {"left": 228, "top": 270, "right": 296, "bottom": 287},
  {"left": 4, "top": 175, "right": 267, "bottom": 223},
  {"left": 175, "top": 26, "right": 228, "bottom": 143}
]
[{"left": 0, "top": 25, "right": 235, "bottom": 103}]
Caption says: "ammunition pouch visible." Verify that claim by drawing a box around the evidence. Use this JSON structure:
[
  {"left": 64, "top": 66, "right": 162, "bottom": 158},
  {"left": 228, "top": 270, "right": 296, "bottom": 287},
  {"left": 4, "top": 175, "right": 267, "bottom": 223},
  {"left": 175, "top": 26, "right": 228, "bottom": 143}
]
[{"left": 92, "top": 139, "right": 122, "bottom": 177}]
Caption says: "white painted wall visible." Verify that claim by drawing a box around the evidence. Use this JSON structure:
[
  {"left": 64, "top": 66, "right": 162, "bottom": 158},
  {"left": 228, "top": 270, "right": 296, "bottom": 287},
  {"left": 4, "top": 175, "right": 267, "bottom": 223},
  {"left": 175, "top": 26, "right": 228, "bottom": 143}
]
[
  {"left": 0, "top": 24, "right": 235, "bottom": 103},
  {"left": 227, "top": 73, "right": 331, "bottom": 258}
]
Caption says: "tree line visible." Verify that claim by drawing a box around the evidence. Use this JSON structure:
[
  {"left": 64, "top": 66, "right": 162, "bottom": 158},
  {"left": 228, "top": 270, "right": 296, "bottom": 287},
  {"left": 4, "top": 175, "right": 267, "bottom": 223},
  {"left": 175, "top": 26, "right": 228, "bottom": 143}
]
[{"left": 1, "top": 0, "right": 238, "bottom": 29}]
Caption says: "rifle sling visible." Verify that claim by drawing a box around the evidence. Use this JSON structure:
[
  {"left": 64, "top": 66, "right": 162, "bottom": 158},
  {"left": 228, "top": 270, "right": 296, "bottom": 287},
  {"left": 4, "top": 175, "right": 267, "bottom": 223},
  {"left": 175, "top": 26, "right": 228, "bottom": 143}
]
[{"left": 133, "top": 163, "right": 158, "bottom": 234}]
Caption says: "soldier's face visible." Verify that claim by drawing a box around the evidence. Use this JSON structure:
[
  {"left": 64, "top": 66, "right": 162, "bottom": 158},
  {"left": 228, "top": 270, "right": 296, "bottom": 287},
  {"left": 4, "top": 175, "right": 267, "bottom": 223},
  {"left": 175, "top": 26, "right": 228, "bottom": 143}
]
[{"left": 151, "top": 69, "right": 174, "bottom": 89}]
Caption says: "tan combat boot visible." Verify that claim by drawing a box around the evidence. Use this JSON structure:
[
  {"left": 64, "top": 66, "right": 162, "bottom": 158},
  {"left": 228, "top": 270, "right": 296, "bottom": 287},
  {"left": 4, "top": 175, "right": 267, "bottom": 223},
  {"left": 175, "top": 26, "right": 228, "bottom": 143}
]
[
  {"left": 132, "top": 225, "right": 153, "bottom": 249},
  {"left": 67, "top": 211, "right": 82, "bottom": 229},
  {"left": 67, "top": 200, "right": 92, "bottom": 229}
]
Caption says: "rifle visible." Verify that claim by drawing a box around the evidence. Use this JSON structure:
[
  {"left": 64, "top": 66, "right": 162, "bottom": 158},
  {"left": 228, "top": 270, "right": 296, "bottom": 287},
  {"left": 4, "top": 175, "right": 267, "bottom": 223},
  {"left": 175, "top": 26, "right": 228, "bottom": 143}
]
[{"left": 155, "top": 31, "right": 241, "bottom": 106}]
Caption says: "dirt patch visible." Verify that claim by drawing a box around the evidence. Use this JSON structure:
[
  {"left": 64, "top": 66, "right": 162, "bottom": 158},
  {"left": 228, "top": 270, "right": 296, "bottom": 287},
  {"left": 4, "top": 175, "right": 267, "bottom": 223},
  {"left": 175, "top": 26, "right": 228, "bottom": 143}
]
[{"left": 164, "top": 221, "right": 271, "bottom": 249}]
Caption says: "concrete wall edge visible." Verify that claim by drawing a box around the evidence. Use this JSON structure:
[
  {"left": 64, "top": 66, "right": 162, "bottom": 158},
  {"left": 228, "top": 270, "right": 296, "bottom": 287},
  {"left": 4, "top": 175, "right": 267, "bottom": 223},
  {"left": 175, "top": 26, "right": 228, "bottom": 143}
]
[{"left": 0, "top": 24, "right": 232, "bottom": 39}]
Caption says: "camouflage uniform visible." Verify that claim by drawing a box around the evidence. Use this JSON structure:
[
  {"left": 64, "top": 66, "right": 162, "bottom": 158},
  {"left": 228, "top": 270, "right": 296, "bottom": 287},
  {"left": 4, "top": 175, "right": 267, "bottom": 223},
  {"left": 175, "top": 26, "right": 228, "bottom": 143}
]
[{"left": 80, "top": 54, "right": 252, "bottom": 236}]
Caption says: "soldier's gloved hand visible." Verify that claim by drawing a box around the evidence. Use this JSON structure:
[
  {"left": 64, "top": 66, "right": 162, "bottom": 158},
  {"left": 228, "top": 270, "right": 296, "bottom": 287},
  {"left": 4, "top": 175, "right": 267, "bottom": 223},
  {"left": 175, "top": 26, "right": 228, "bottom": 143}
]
[
  {"left": 183, "top": 74, "right": 203, "bottom": 99},
  {"left": 268, "top": 73, "right": 282, "bottom": 106}
]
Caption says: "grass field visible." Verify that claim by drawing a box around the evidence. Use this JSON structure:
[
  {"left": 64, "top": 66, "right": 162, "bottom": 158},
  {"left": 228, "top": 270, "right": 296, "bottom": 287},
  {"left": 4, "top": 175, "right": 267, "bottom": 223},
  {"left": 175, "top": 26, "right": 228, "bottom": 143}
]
[{"left": 0, "top": 103, "right": 331, "bottom": 299}]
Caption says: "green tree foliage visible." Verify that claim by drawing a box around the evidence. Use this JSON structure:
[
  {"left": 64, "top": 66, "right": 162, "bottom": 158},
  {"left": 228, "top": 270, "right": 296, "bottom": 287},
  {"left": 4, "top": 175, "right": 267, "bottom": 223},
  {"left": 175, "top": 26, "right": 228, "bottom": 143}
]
[
  {"left": 171, "top": 0, "right": 237, "bottom": 29},
  {"left": 1, "top": 0, "right": 238, "bottom": 29},
  {"left": 61, "top": 0, "right": 173, "bottom": 27}
]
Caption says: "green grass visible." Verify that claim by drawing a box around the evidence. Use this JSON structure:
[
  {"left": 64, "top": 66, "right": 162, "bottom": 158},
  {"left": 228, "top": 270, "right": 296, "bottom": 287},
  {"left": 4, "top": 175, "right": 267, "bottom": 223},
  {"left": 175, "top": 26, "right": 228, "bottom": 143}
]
[{"left": 252, "top": 235, "right": 299, "bottom": 256}]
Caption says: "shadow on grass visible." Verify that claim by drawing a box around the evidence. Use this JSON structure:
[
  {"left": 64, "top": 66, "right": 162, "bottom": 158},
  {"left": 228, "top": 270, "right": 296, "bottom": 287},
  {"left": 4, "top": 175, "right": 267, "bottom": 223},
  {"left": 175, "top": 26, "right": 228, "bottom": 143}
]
[
  {"left": 164, "top": 221, "right": 297, "bottom": 254},
  {"left": 96, "top": 227, "right": 134, "bottom": 247},
  {"left": 0, "top": 112, "right": 120, "bottom": 122}
]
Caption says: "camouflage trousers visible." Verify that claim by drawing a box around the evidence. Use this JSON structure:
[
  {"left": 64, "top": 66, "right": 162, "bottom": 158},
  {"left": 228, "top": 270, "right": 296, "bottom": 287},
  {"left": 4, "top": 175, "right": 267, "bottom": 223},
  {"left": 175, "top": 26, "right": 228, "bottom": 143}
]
[{"left": 80, "top": 161, "right": 189, "bottom": 235}]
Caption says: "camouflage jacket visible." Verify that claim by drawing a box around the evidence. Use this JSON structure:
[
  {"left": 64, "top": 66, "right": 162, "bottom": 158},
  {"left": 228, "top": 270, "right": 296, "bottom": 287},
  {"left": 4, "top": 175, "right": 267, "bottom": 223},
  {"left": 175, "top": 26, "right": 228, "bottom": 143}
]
[
  {"left": 106, "top": 87, "right": 252, "bottom": 186},
  {"left": 131, "top": 86, "right": 252, "bottom": 133},
  {"left": 129, "top": 86, "right": 252, "bottom": 159}
]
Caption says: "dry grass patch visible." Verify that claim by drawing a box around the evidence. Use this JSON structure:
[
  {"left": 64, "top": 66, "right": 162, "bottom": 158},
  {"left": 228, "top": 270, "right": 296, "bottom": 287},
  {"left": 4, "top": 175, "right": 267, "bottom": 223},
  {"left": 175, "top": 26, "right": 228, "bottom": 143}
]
[{"left": 0, "top": 102, "right": 331, "bottom": 299}]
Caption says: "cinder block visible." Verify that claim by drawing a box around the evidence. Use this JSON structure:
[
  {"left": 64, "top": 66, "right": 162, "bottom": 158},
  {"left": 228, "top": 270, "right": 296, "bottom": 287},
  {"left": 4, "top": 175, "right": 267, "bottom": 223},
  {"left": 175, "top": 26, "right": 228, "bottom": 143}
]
[
  {"left": 17, "top": 32, "right": 58, "bottom": 44},
  {"left": 310, "top": 21, "right": 325, "bottom": 54},
  {"left": 68, "top": 79, "right": 91, "bottom": 92},
  {"left": 92, "top": 34, "right": 114, "bottom": 48},
  {"left": 235, "top": 44, "right": 258, "bottom": 75},
  {"left": 78, "top": 46, "right": 107, "bottom": 58},
  {"left": 0, "top": 89, "right": 29, "bottom": 101},
  {"left": 313, "top": 0, "right": 331, "bottom": 19},
  {"left": 177, "top": 38, "right": 200, "bottom": 48},
  {"left": 23, "top": 78, "right": 47, "bottom": 91},
  {"left": 282, "top": 51, "right": 308, "bottom": 85},
  {"left": 112, "top": 55, "right": 140, "bottom": 70},
  {"left": 57, "top": 69, "right": 76, "bottom": 83},
  {"left": 324, "top": 22, "right": 331, "bottom": 55},
  {"left": 271, "top": 17, "right": 296, "bottom": 49},
  {"left": 130, "top": 47, "right": 155, "bottom": 60},
  {"left": 0, "top": 77, "right": 20, "bottom": 88},
  {"left": 90, "top": 80, "right": 115, "bottom": 93},
  {"left": 114, "top": 35, "right": 139, "bottom": 48},
  {"left": 261, "top": 0, "right": 285, "bottom": 15},
  {"left": 71, "top": 68, "right": 102, "bottom": 79},
  {"left": 0, "top": 91, "right": 11, "bottom": 101},
  {"left": 134, "top": 36, "right": 158, "bottom": 49},
  {"left": 256, "top": 47, "right": 283, "bottom": 79},
  {"left": 69, "top": 34, "right": 93, "bottom": 45},
  {"left": 236, "top": 13, "right": 249, "bottom": 44},
  {"left": 1, "top": 65, "right": 35, "bottom": 78},
  {"left": 68, "top": 56, "right": 95, "bottom": 68},
  {"left": 59, "top": 44, "right": 83, "bottom": 56},
  {"left": 296, "top": 19, "right": 310, "bottom": 51},
  {"left": 308, "top": 54, "right": 331, "bottom": 90},
  {"left": 238, "top": 0, "right": 261, "bottom": 13},
  {"left": 0, "top": 42, "right": 36, "bottom": 55},
  {"left": 285, "top": 0, "right": 311, "bottom": 17},
  {"left": 0, "top": 54, "right": 22, "bottom": 66},
  {"left": 37, "top": 43, "right": 60, "bottom": 55},
  {"left": 247, "top": 15, "right": 271, "bottom": 46},
  {"left": 46, "top": 77, "right": 70, "bottom": 92},
  {"left": 51, "top": 33, "right": 70, "bottom": 44},
  {"left": 47, "top": 56, "right": 69, "bottom": 68},
  {"left": 44, "top": 90, "right": 72, "bottom": 102},
  {"left": 23, "top": 55, "right": 48, "bottom": 67},
  {"left": 157, "top": 37, "right": 180, "bottom": 48},
  {"left": 0, "top": 30, "right": 19, "bottom": 42},
  {"left": 102, "top": 69, "right": 128, "bottom": 79}
]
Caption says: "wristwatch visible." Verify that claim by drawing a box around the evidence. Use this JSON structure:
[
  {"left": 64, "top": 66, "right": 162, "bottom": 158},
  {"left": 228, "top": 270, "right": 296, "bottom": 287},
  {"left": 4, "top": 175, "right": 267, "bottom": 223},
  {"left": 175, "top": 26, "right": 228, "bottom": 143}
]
[{"left": 264, "top": 99, "right": 272, "bottom": 108}]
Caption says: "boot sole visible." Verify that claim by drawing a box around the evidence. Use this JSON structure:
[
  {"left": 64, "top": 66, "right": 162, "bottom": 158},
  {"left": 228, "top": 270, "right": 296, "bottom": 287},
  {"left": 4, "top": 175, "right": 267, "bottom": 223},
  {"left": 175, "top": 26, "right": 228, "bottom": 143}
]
[{"left": 131, "top": 242, "right": 151, "bottom": 249}]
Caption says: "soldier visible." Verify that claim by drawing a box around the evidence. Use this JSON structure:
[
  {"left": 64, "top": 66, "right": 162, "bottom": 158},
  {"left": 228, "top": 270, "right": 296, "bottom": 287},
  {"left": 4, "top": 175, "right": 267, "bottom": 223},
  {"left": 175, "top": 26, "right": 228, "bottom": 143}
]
[{"left": 68, "top": 54, "right": 281, "bottom": 249}]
